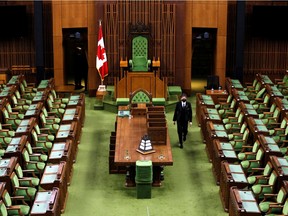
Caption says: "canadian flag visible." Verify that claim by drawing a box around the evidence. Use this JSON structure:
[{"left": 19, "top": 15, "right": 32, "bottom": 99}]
[{"left": 96, "top": 22, "right": 108, "bottom": 81}]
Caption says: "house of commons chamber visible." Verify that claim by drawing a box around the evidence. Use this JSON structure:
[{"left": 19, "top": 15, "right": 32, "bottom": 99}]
[{"left": 1, "top": 1, "right": 288, "bottom": 216}]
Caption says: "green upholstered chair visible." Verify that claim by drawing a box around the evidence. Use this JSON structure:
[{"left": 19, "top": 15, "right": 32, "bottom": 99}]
[
  {"left": 14, "top": 163, "right": 40, "bottom": 188},
  {"left": 1, "top": 107, "right": 21, "bottom": 130},
  {"left": 10, "top": 172, "right": 37, "bottom": 202},
  {"left": 266, "top": 197, "right": 288, "bottom": 216},
  {"left": 237, "top": 139, "right": 260, "bottom": 161},
  {"left": 259, "top": 181, "right": 288, "bottom": 214},
  {"left": 246, "top": 161, "right": 273, "bottom": 185},
  {"left": 0, "top": 200, "right": 7, "bottom": 216},
  {"left": 1, "top": 190, "right": 30, "bottom": 216},
  {"left": 129, "top": 36, "right": 151, "bottom": 71},
  {"left": 224, "top": 112, "right": 245, "bottom": 134},
  {"left": 0, "top": 123, "right": 15, "bottom": 137},
  {"left": 129, "top": 89, "right": 152, "bottom": 106},
  {"left": 229, "top": 127, "right": 250, "bottom": 152},
  {"left": 217, "top": 98, "right": 237, "bottom": 119},
  {"left": 253, "top": 93, "right": 271, "bottom": 113},
  {"left": 227, "top": 122, "right": 247, "bottom": 141},
  {"left": 135, "top": 160, "right": 153, "bottom": 199},
  {"left": 25, "top": 141, "right": 48, "bottom": 162},
  {"left": 31, "top": 129, "right": 53, "bottom": 154},
  {"left": 249, "top": 88, "right": 266, "bottom": 105},
  {"left": 251, "top": 170, "right": 278, "bottom": 200},
  {"left": 258, "top": 103, "right": 276, "bottom": 119},
  {"left": 34, "top": 124, "right": 54, "bottom": 142},
  {"left": 51, "top": 89, "right": 69, "bottom": 105},
  {"left": 11, "top": 94, "right": 30, "bottom": 113},
  {"left": 46, "top": 97, "right": 65, "bottom": 118},
  {"left": 241, "top": 147, "right": 264, "bottom": 173},
  {"left": 39, "top": 113, "right": 59, "bottom": 135},
  {"left": 5, "top": 102, "right": 24, "bottom": 119},
  {"left": 19, "top": 82, "right": 36, "bottom": 100},
  {"left": 22, "top": 148, "right": 46, "bottom": 176},
  {"left": 41, "top": 106, "right": 61, "bottom": 124}
]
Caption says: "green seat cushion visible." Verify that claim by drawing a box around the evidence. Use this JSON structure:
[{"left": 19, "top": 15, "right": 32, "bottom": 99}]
[
  {"left": 168, "top": 86, "right": 182, "bottom": 95},
  {"left": 152, "top": 98, "right": 165, "bottom": 106},
  {"left": 116, "top": 98, "right": 129, "bottom": 106},
  {"left": 15, "top": 187, "right": 37, "bottom": 200},
  {"left": 20, "top": 177, "right": 40, "bottom": 187}
]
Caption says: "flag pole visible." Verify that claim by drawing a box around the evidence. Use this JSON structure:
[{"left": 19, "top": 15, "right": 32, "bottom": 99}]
[{"left": 96, "top": 18, "right": 108, "bottom": 92}]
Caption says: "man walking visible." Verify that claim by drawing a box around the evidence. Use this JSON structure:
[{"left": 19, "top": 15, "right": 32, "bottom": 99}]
[{"left": 173, "top": 93, "right": 192, "bottom": 148}]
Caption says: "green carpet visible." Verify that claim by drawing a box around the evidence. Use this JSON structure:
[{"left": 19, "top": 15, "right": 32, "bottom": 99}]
[{"left": 63, "top": 95, "right": 227, "bottom": 216}]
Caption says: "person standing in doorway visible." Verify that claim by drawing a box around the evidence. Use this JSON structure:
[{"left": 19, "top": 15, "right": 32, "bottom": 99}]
[{"left": 173, "top": 93, "right": 193, "bottom": 148}]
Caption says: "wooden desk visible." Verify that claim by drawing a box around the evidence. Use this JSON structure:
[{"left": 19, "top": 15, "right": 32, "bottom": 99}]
[
  {"left": 30, "top": 188, "right": 61, "bottom": 216},
  {"left": 269, "top": 156, "right": 288, "bottom": 192},
  {"left": 114, "top": 115, "right": 173, "bottom": 187},
  {"left": 273, "top": 97, "right": 288, "bottom": 121},
  {"left": 206, "top": 121, "right": 228, "bottom": 162},
  {"left": 200, "top": 107, "right": 222, "bottom": 143},
  {"left": 66, "top": 94, "right": 85, "bottom": 123},
  {"left": 55, "top": 123, "right": 78, "bottom": 163},
  {"left": 31, "top": 90, "right": 49, "bottom": 104},
  {"left": 15, "top": 117, "right": 36, "bottom": 144},
  {"left": 212, "top": 140, "right": 237, "bottom": 185},
  {"left": 256, "top": 74, "right": 274, "bottom": 86},
  {"left": 258, "top": 135, "right": 283, "bottom": 165},
  {"left": 246, "top": 117, "right": 270, "bottom": 142},
  {"left": 0, "top": 157, "right": 18, "bottom": 195},
  {"left": 3, "top": 135, "right": 27, "bottom": 166},
  {"left": 229, "top": 187, "right": 261, "bottom": 216},
  {"left": 48, "top": 140, "right": 73, "bottom": 184},
  {"left": 238, "top": 102, "right": 259, "bottom": 121},
  {"left": 225, "top": 78, "right": 244, "bottom": 94},
  {"left": 219, "top": 161, "right": 248, "bottom": 212},
  {"left": 61, "top": 107, "right": 82, "bottom": 127},
  {"left": 205, "top": 89, "right": 228, "bottom": 104},
  {"left": 196, "top": 93, "right": 215, "bottom": 126},
  {"left": 24, "top": 102, "right": 44, "bottom": 124},
  {"left": 231, "top": 89, "right": 250, "bottom": 105},
  {"left": 40, "top": 162, "right": 68, "bottom": 213}
]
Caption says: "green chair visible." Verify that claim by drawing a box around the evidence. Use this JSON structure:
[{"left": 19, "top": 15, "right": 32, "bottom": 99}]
[
  {"left": 1, "top": 190, "right": 30, "bottom": 216},
  {"left": 251, "top": 170, "right": 278, "bottom": 200},
  {"left": 0, "top": 200, "right": 7, "bottom": 216},
  {"left": 246, "top": 161, "right": 273, "bottom": 185},
  {"left": 237, "top": 139, "right": 260, "bottom": 161},
  {"left": 266, "top": 197, "right": 288, "bottom": 216},
  {"left": 31, "top": 129, "right": 53, "bottom": 154},
  {"left": 249, "top": 88, "right": 266, "bottom": 105},
  {"left": 39, "top": 113, "right": 59, "bottom": 135},
  {"left": 22, "top": 148, "right": 46, "bottom": 176},
  {"left": 1, "top": 107, "right": 21, "bottom": 130},
  {"left": 229, "top": 127, "right": 250, "bottom": 152},
  {"left": 217, "top": 98, "right": 237, "bottom": 119},
  {"left": 129, "top": 36, "right": 151, "bottom": 71},
  {"left": 46, "top": 97, "right": 65, "bottom": 118},
  {"left": 25, "top": 141, "right": 48, "bottom": 162},
  {"left": 261, "top": 107, "right": 281, "bottom": 130},
  {"left": 41, "top": 106, "right": 61, "bottom": 124},
  {"left": 14, "top": 163, "right": 40, "bottom": 187},
  {"left": 10, "top": 172, "right": 37, "bottom": 202},
  {"left": 259, "top": 181, "right": 288, "bottom": 214},
  {"left": 241, "top": 147, "right": 264, "bottom": 173}
]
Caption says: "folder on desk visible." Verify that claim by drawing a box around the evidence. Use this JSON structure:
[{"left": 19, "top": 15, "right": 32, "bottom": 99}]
[
  {"left": 215, "top": 131, "right": 228, "bottom": 138},
  {"left": 220, "top": 142, "right": 233, "bottom": 150},
  {"left": 223, "top": 150, "right": 237, "bottom": 158},
  {"left": 278, "top": 158, "right": 288, "bottom": 166},
  {"left": 229, "top": 164, "right": 243, "bottom": 173},
  {"left": 231, "top": 173, "right": 247, "bottom": 183},
  {"left": 238, "top": 190, "right": 254, "bottom": 201},
  {"left": 213, "top": 124, "right": 225, "bottom": 131},
  {"left": 242, "top": 201, "right": 260, "bottom": 213}
]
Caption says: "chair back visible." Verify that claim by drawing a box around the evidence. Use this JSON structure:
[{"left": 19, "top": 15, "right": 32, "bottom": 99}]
[
  {"left": 129, "top": 89, "right": 152, "bottom": 105},
  {"left": 131, "top": 36, "right": 149, "bottom": 71},
  {"left": 15, "top": 163, "right": 23, "bottom": 179},
  {"left": 0, "top": 200, "right": 7, "bottom": 216},
  {"left": 282, "top": 198, "right": 288, "bottom": 215}
]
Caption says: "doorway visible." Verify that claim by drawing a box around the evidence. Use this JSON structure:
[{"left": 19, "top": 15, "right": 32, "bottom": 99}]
[
  {"left": 191, "top": 28, "right": 217, "bottom": 93},
  {"left": 62, "top": 28, "right": 88, "bottom": 90}
]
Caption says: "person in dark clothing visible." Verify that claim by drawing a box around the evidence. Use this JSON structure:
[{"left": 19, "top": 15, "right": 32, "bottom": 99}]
[
  {"left": 74, "top": 46, "right": 88, "bottom": 90},
  {"left": 173, "top": 93, "right": 193, "bottom": 148}
]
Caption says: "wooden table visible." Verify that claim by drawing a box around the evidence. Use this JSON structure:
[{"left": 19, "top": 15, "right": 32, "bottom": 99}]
[
  {"left": 48, "top": 140, "right": 73, "bottom": 184},
  {"left": 40, "top": 162, "right": 68, "bottom": 213},
  {"left": 219, "top": 161, "right": 248, "bottom": 212},
  {"left": 205, "top": 89, "right": 229, "bottom": 104},
  {"left": 30, "top": 188, "right": 61, "bottom": 216},
  {"left": 0, "top": 157, "right": 18, "bottom": 195},
  {"left": 229, "top": 187, "right": 261, "bottom": 216},
  {"left": 196, "top": 93, "right": 215, "bottom": 126},
  {"left": 114, "top": 115, "right": 173, "bottom": 187}
]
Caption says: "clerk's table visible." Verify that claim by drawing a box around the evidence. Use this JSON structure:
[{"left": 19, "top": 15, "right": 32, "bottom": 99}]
[{"left": 114, "top": 115, "right": 173, "bottom": 187}]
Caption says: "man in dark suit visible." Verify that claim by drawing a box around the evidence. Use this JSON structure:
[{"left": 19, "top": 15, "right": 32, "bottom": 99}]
[{"left": 173, "top": 93, "right": 192, "bottom": 148}]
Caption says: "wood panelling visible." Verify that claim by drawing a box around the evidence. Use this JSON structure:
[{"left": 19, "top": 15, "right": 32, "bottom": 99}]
[
  {"left": 52, "top": 3, "right": 62, "bottom": 36},
  {"left": 61, "top": 2, "right": 88, "bottom": 28},
  {"left": 192, "top": 1, "right": 218, "bottom": 27}
]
